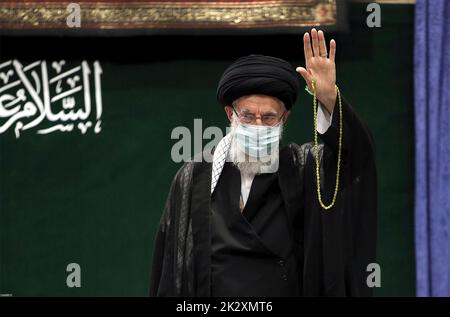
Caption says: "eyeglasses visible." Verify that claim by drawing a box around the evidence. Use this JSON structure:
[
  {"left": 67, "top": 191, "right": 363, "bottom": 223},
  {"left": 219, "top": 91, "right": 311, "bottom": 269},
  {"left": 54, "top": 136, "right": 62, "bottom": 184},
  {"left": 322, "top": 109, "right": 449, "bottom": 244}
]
[{"left": 232, "top": 107, "right": 286, "bottom": 126}]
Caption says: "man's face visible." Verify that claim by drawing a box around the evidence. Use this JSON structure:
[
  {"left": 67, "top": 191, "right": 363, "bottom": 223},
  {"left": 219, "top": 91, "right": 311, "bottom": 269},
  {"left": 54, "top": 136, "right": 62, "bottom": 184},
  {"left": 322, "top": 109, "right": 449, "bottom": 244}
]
[
  {"left": 226, "top": 95, "right": 286, "bottom": 173},
  {"left": 225, "top": 95, "right": 289, "bottom": 126}
]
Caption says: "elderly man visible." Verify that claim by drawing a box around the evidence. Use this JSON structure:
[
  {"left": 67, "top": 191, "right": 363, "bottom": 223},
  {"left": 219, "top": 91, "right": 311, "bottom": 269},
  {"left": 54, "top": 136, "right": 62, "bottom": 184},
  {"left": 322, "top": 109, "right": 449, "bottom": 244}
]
[{"left": 150, "top": 29, "right": 377, "bottom": 297}]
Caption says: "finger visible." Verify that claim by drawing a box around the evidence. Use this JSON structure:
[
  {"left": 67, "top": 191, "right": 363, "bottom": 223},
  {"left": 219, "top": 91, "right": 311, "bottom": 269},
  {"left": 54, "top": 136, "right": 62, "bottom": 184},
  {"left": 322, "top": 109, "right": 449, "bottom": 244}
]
[
  {"left": 296, "top": 66, "right": 312, "bottom": 85},
  {"left": 329, "top": 39, "right": 336, "bottom": 62},
  {"left": 303, "top": 32, "right": 313, "bottom": 62},
  {"left": 318, "top": 30, "right": 327, "bottom": 58},
  {"left": 311, "top": 28, "right": 320, "bottom": 57}
]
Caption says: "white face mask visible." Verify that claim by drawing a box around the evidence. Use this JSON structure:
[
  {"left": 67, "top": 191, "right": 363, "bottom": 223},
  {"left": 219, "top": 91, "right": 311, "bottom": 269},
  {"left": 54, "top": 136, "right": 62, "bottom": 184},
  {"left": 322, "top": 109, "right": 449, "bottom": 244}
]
[{"left": 235, "top": 122, "right": 281, "bottom": 159}]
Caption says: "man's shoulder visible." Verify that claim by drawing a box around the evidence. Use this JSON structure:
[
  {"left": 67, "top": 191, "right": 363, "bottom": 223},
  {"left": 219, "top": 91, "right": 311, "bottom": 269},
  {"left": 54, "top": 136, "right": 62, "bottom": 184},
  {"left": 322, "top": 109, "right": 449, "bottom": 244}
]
[
  {"left": 284, "top": 141, "right": 323, "bottom": 164},
  {"left": 286, "top": 142, "right": 314, "bottom": 152},
  {"left": 166, "top": 162, "right": 194, "bottom": 197},
  {"left": 170, "top": 148, "right": 212, "bottom": 187}
]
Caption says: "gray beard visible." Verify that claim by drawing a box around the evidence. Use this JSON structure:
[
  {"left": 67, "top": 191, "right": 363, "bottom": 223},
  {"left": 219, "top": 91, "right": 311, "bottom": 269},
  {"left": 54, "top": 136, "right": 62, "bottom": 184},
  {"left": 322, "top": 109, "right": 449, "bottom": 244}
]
[{"left": 227, "top": 117, "right": 283, "bottom": 175}]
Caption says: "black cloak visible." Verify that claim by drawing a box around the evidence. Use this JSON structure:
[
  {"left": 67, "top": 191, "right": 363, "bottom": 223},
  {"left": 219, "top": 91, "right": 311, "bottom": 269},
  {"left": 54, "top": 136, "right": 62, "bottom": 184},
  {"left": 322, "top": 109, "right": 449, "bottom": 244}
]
[{"left": 149, "top": 95, "right": 377, "bottom": 297}]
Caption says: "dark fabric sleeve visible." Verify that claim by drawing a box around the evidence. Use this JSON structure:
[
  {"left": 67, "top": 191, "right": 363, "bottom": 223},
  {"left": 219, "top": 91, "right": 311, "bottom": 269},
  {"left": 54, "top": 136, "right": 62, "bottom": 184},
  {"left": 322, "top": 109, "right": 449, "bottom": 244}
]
[
  {"left": 149, "top": 162, "right": 194, "bottom": 297},
  {"left": 318, "top": 94, "right": 376, "bottom": 188},
  {"left": 322, "top": 95, "right": 377, "bottom": 297},
  {"left": 149, "top": 219, "right": 167, "bottom": 296},
  {"left": 149, "top": 174, "right": 176, "bottom": 296},
  {"left": 298, "top": 94, "right": 377, "bottom": 297}
]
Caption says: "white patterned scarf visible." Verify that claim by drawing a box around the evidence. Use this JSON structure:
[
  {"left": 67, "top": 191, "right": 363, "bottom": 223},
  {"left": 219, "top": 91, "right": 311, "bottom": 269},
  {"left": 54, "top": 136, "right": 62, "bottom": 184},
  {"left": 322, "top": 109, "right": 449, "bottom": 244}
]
[{"left": 210, "top": 133, "right": 232, "bottom": 195}]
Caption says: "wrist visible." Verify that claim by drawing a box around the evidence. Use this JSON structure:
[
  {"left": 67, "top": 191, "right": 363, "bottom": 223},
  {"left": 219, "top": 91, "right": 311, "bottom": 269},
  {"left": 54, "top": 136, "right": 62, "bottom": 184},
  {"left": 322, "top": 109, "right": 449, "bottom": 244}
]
[{"left": 319, "top": 89, "right": 337, "bottom": 114}]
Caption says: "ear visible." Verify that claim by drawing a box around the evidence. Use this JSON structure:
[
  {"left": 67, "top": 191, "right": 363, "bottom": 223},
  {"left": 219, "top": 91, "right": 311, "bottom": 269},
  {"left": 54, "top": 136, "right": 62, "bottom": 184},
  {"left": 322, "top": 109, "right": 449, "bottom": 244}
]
[
  {"left": 282, "top": 110, "right": 291, "bottom": 124},
  {"left": 224, "top": 105, "right": 234, "bottom": 122}
]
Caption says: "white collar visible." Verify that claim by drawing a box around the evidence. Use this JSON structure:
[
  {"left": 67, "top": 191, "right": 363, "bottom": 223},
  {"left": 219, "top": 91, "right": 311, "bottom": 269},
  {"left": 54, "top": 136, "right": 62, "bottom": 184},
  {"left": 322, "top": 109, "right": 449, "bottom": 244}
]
[{"left": 210, "top": 133, "right": 280, "bottom": 195}]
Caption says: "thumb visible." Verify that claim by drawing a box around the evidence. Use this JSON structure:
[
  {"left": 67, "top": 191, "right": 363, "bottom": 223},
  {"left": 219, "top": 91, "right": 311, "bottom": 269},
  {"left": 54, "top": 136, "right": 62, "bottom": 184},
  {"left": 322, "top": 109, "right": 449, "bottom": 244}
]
[
  {"left": 296, "top": 67, "right": 312, "bottom": 87},
  {"left": 296, "top": 67, "right": 311, "bottom": 83}
]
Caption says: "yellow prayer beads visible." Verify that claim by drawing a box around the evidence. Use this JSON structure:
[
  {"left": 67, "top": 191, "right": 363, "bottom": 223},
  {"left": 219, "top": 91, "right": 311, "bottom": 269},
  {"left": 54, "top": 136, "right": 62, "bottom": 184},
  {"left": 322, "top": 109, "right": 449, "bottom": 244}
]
[{"left": 311, "top": 79, "right": 343, "bottom": 210}]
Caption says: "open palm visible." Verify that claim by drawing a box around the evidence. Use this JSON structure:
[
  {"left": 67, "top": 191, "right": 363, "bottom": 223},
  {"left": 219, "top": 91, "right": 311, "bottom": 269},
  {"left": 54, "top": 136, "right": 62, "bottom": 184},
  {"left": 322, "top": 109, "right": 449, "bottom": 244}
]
[{"left": 296, "top": 28, "right": 337, "bottom": 114}]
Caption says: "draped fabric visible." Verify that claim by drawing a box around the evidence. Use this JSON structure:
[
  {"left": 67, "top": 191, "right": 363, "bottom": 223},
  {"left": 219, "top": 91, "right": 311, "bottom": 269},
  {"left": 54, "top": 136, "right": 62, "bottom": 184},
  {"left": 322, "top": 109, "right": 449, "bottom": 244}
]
[
  {"left": 0, "top": 0, "right": 338, "bottom": 33},
  {"left": 150, "top": 96, "right": 378, "bottom": 296},
  {"left": 414, "top": 0, "right": 450, "bottom": 297}
]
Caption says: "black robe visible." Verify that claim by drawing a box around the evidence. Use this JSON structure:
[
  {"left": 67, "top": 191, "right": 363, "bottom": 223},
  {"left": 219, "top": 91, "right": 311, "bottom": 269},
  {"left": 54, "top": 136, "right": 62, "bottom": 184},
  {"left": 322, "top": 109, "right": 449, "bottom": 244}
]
[
  {"left": 210, "top": 161, "right": 300, "bottom": 297},
  {"left": 149, "top": 96, "right": 377, "bottom": 297}
]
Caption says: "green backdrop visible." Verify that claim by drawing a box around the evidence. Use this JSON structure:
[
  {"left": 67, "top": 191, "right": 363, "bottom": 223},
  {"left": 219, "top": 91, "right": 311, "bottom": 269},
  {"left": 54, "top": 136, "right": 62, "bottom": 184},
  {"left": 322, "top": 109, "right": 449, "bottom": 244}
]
[{"left": 0, "top": 3, "right": 415, "bottom": 296}]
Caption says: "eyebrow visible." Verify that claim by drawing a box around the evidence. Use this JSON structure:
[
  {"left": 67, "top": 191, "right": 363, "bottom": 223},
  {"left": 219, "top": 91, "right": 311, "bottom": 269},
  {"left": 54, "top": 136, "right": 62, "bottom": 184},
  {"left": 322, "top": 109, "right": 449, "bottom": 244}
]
[{"left": 240, "top": 108, "right": 278, "bottom": 116}]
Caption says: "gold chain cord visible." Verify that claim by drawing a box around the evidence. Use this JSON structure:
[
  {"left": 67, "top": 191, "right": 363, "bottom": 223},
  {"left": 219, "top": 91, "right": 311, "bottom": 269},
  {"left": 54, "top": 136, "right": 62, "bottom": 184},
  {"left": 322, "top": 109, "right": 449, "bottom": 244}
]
[{"left": 311, "top": 79, "right": 343, "bottom": 210}]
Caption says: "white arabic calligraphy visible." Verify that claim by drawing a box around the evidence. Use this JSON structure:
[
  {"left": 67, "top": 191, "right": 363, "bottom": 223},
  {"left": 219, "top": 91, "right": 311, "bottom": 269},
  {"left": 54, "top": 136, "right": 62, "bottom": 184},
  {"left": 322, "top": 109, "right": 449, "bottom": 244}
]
[{"left": 0, "top": 60, "right": 103, "bottom": 138}]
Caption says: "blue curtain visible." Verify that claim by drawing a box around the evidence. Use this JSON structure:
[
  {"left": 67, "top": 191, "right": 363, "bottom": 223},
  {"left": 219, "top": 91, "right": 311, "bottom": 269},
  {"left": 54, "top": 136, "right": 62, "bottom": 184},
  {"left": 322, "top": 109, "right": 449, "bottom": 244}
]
[{"left": 414, "top": 0, "right": 450, "bottom": 297}]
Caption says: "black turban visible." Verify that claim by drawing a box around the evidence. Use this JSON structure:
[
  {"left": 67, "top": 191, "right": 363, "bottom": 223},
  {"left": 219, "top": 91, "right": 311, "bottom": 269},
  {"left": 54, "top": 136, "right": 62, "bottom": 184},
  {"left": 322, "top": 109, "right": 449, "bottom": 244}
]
[{"left": 216, "top": 54, "right": 300, "bottom": 110}]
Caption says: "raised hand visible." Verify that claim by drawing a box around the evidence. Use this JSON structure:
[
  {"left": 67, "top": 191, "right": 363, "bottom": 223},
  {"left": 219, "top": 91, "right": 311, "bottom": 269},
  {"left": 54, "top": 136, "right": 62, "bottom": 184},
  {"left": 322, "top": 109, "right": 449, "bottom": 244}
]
[{"left": 296, "top": 28, "right": 337, "bottom": 114}]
